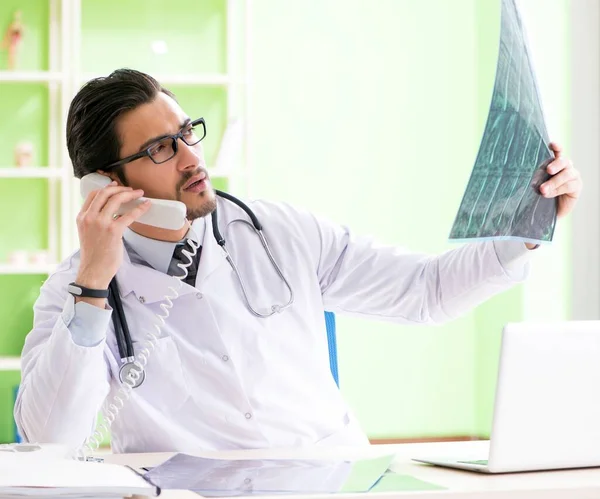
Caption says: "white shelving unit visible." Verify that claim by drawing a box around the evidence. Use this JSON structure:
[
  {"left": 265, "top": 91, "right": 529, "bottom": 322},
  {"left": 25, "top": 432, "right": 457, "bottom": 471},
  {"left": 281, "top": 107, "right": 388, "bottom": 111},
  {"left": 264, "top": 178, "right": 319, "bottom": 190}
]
[
  {"left": 0, "top": 167, "right": 63, "bottom": 178},
  {"left": 0, "top": 264, "right": 57, "bottom": 275},
  {"left": 0, "top": 71, "right": 62, "bottom": 83},
  {"left": 0, "top": 357, "right": 20, "bottom": 372}
]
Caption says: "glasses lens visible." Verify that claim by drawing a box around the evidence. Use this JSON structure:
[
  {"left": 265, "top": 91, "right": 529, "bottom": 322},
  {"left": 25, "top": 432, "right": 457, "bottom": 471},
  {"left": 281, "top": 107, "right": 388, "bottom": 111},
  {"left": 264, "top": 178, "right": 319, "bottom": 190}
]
[
  {"left": 182, "top": 120, "right": 205, "bottom": 146},
  {"left": 148, "top": 137, "right": 175, "bottom": 163}
]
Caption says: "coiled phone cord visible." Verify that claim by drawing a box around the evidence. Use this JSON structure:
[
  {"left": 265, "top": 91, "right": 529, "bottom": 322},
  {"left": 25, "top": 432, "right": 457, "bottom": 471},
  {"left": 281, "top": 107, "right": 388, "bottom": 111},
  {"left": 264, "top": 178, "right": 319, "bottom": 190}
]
[{"left": 76, "top": 239, "right": 201, "bottom": 460}]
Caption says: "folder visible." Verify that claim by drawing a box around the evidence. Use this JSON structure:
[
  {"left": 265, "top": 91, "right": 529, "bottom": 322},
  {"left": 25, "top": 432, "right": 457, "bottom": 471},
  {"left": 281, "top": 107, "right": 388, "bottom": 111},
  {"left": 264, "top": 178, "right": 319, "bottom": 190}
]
[{"left": 0, "top": 447, "right": 159, "bottom": 498}]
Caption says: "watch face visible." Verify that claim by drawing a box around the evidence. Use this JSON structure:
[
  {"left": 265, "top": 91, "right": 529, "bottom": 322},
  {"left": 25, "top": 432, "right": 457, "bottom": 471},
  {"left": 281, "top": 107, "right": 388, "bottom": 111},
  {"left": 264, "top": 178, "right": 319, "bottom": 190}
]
[{"left": 68, "top": 284, "right": 83, "bottom": 296}]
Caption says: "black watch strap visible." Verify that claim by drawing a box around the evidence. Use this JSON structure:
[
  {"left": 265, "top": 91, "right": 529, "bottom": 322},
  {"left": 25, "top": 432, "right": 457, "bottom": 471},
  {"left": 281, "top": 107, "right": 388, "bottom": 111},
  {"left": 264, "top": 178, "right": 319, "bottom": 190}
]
[{"left": 67, "top": 282, "right": 109, "bottom": 299}]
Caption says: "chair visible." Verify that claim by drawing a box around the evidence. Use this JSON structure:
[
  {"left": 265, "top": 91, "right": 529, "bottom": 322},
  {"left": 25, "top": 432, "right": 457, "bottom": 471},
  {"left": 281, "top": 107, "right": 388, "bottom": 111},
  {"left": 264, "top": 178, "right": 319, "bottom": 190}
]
[{"left": 324, "top": 311, "right": 339, "bottom": 386}]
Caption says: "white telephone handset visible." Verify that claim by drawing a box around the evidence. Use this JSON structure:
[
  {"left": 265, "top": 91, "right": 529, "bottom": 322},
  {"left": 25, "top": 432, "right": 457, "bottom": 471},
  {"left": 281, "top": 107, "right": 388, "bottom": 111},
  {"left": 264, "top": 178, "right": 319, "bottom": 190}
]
[{"left": 80, "top": 173, "right": 187, "bottom": 230}]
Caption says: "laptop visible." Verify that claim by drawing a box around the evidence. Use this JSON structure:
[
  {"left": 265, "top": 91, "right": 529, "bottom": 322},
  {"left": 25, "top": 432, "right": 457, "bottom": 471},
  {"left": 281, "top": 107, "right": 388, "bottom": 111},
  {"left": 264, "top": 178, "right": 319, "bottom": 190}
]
[{"left": 413, "top": 321, "right": 600, "bottom": 473}]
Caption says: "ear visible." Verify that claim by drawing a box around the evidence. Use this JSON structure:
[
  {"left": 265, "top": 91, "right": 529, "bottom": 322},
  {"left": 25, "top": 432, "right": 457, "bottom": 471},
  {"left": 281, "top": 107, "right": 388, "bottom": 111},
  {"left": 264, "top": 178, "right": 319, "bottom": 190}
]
[{"left": 96, "top": 170, "right": 122, "bottom": 186}]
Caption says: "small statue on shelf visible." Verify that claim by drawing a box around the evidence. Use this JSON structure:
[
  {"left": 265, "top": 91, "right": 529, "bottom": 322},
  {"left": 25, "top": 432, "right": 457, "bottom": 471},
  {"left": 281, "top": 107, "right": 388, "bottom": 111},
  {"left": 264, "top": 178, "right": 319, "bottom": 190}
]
[
  {"left": 1, "top": 10, "right": 24, "bottom": 71},
  {"left": 14, "top": 141, "right": 34, "bottom": 167}
]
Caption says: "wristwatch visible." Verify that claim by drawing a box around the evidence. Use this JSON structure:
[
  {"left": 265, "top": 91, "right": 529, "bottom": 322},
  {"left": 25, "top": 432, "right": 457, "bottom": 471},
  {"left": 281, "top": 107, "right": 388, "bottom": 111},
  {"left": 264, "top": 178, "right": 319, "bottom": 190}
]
[{"left": 67, "top": 282, "right": 109, "bottom": 299}]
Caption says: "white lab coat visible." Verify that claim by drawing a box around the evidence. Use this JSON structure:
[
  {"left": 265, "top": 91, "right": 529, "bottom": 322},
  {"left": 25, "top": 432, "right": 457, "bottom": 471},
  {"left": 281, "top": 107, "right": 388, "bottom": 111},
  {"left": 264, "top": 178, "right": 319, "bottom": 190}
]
[{"left": 15, "top": 197, "right": 528, "bottom": 453}]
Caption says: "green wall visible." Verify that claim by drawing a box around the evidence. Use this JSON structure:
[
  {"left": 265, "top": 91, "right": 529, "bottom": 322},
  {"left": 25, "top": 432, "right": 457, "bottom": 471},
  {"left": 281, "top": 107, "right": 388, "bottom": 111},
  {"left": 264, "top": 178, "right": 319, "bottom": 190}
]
[
  {"left": 249, "top": 0, "right": 572, "bottom": 439},
  {"left": 80, "top": 0, "right": 226, "bottom": 75}
]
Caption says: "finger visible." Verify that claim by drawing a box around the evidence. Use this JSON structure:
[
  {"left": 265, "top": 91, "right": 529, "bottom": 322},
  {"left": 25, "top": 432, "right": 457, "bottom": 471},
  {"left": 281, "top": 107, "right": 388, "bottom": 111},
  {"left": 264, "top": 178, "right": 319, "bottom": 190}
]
[
  {"left": 550, "top": 179, "right": 581, "bottom": 198},
  {"left": 100, "top": 189, "right": 145, "bottom": 221},
  {"left": 80, "top": 181, "right": 117, "bottom": 213},
  {"left": 88, "top": 185, "right": 134, "bottom": 215},
  {"left": 549, "top": 142, "right": 563, "bottom": 158},
  {"left": 546, "top": 157, "right": 572, "bottom": 176},
  {"left": 540, "top": 169, "right": 578, "bottom": 197},
  {"left": 116, "top": 199, "right": 152, "bottom": 227}
]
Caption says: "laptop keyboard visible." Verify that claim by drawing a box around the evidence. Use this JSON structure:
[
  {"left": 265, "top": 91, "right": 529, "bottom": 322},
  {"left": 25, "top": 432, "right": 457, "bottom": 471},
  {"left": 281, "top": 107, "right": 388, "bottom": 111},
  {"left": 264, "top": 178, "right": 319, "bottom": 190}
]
[{"left": 457, "top": 460, "right": 489, "bottom": 466}]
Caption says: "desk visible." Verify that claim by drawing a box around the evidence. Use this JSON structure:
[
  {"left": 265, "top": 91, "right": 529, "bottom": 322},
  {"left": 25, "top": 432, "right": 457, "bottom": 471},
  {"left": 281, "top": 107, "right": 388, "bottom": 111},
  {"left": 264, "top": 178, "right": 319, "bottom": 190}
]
[{"left": 104, "top": 440, "right": 600, "bottom": 499}]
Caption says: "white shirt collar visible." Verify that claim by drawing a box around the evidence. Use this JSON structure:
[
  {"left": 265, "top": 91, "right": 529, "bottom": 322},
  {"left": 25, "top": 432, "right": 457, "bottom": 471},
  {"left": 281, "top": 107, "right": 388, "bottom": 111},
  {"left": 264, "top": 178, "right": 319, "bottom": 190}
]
[{"left": 123, "top": 217, "right": 206, "bottom": 274}]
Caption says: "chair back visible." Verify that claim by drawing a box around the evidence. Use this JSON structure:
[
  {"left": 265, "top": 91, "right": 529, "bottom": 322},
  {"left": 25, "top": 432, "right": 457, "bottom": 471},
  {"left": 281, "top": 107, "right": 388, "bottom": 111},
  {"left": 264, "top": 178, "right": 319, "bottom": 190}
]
[{"left": 324, "top": 311, "right": 339, "bottom": 386}]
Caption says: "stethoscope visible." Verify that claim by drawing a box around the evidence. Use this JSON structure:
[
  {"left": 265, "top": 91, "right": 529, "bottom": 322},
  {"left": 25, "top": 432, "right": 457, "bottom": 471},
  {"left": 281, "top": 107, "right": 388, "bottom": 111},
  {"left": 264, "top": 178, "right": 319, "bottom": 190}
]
[{"left": 108, "top": 190, "right": 294, "bottom": 388}]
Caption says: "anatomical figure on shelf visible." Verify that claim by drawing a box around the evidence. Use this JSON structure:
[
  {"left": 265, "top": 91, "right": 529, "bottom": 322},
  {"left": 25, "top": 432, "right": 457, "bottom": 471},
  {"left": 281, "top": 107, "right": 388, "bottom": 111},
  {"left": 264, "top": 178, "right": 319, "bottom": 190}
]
[
  {"left": 1, "top": 10, "right": 24, "bottom": 71},
  {"left": 14, "top": 141, "right": 33, "bottom": 167}
]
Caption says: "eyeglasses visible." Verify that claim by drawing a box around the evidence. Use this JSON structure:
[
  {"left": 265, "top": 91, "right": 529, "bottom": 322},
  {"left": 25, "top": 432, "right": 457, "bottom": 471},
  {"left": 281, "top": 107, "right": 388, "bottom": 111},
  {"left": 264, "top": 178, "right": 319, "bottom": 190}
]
[{"left": 104, "top": 117, "right": 206, "bottom": 170}]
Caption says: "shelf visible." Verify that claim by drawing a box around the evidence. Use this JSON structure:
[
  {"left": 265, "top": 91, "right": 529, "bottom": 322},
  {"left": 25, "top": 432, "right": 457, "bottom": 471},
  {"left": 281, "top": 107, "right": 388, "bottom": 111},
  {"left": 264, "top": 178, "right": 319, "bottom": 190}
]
[
  {"left": 0, "top": 167, "right": 64, "bottom": 179},
  {"left": 0, "top": 264, "right": 57, "bottom": 275},
  {"left": 0, "top": 357, "right": 20, "bottom": 371},
  {"left": 81, "top": 73, "right": 230, "bottom": 87},
  {"left": 0, "top": 71, "right": 63, "bottom": 83}
]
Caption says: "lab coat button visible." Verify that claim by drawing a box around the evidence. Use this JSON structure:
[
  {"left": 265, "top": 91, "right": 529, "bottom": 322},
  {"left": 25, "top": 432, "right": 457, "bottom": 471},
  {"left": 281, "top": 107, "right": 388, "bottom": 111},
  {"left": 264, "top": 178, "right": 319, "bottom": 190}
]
[
  {"left": 244, "top": 478, "right": 252, "bottom": 484},
  {"left": 222, "top": 355, "right": 229, "bottom": 362},
  {"left": 138, "top": 296, "right": 146, "bottom": 304},
  {"left": 245, "top": 412, "right": 252, "bottom": 419},
  {"left": 196, "top": 293, "right": 203, "bottom": 299}
]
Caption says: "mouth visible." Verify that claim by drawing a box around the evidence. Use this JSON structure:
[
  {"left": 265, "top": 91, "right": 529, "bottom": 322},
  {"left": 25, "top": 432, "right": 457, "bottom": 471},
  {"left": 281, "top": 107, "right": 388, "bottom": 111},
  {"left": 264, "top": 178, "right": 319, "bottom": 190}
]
[{"left": 182, "top": 171, "right": 208, "bottom": 193}]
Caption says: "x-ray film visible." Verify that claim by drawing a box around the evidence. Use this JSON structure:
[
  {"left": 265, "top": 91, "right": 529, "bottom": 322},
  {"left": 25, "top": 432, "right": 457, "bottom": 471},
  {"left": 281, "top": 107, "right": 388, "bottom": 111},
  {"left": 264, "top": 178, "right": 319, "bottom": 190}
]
[
  {"left": 449, "top": 0, "right": 557, "bottom": 244},
  {"left": 144, "top": 453, "right": 394, "bottom": 496}
]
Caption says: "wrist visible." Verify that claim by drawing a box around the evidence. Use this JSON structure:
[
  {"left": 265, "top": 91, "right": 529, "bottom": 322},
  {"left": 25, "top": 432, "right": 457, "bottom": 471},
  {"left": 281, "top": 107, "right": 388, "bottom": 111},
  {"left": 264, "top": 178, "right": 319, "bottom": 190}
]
[
  {"left": 69, "top": 278, "right": 110, "bottom": 309},
  {"left": 75, "top": 270, "right": 111, "bottom": 290},
  {"left": 524, "top": 243, "right": 540, "bottom": 250}
]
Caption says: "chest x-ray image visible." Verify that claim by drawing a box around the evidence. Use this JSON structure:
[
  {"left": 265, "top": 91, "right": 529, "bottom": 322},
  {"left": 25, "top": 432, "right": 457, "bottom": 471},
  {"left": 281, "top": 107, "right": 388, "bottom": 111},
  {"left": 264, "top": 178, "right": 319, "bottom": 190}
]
[{"left": 449, "top": 0, "right": 556, "bottom": 244}]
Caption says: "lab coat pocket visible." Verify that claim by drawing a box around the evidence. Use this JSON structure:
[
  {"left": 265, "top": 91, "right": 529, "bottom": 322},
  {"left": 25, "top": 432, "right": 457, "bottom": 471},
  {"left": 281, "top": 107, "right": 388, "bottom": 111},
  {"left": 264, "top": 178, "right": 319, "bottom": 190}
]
[{"left": 132, "top": 336, "right": 190, "bottom": 413}]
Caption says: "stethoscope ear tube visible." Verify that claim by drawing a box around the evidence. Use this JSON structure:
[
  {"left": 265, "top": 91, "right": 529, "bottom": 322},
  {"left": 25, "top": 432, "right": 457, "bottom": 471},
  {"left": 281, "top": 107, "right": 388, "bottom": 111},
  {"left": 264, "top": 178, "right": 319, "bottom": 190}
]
[
  {"left": 109, "top": 278, "right": 133, "bottom": 359},
  {"left": 215, "top": 189, "right": 262, "bottom": 230}
]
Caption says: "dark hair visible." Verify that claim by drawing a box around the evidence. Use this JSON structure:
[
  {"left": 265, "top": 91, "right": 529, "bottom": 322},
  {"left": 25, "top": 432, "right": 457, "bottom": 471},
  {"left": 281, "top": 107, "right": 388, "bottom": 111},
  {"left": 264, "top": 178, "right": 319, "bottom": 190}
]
[{"left": 66, "top": 68, "right": 175, "bottom": 183}]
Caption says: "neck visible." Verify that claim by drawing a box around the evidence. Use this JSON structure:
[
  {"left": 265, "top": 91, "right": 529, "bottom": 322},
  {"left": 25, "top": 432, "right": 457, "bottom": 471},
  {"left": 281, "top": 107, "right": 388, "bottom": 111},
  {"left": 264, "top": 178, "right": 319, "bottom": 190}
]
[{"left": 129, "top": 219, "right": 191, "bottom": 242}]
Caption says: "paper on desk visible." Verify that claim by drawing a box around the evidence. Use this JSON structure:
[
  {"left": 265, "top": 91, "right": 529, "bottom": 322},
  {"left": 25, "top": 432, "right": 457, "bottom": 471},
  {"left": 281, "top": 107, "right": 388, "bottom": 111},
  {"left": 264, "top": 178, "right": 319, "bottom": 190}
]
[
  {"left": 449, "top": 0, "right": 556, "bottom": 245},
  {"left": 144, "top": 453, "right": 394, "bottom": 496},
  {"left": 0, "top": 451, "right": 158, "bottom": 497},
  {"left": 369, "top": 471, "right": 446, "bottom": 493},
  {"left": 338, "top": 455, "right": 396, "bottom": 493}
]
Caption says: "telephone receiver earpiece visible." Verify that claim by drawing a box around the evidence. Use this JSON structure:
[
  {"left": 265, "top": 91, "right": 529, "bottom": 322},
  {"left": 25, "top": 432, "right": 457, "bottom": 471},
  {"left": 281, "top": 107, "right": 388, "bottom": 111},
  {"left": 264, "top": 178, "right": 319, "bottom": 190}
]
[{"left": 79, "top": 173, "right": 187, "bottom": 230}]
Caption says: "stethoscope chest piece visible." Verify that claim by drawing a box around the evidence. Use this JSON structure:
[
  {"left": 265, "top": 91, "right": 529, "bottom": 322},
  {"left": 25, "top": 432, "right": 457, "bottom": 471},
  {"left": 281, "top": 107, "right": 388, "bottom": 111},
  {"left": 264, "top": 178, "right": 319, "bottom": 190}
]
[{"left": 119, "top": 362, "right": 145, "bottom": 388}]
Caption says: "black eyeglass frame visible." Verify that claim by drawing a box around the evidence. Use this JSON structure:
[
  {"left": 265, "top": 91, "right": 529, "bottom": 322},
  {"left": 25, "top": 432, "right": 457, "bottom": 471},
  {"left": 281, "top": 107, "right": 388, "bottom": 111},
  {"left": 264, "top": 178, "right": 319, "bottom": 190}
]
[{"left": 104, "top": 117, "right": 206, "bottom": 170}]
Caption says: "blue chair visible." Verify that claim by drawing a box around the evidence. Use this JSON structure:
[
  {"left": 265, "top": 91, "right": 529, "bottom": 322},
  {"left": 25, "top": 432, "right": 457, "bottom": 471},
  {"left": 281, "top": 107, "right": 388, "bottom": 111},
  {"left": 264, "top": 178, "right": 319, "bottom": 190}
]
[{"left": 324, "top": 311, "right": 339, "bottom": 386}]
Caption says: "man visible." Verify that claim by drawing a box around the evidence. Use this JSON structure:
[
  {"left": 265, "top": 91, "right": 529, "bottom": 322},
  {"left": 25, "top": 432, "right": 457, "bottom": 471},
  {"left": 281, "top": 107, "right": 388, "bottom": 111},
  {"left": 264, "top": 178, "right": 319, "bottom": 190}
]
[{"left": 15, "top": 69, "right": 582, "bottom": 453}]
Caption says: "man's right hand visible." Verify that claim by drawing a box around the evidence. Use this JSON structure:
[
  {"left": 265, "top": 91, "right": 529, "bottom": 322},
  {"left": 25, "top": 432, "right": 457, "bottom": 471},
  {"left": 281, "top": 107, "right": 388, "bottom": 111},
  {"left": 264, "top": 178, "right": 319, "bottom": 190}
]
[{"left": 74, "top": 180, "right": 151, "bottom": 304}]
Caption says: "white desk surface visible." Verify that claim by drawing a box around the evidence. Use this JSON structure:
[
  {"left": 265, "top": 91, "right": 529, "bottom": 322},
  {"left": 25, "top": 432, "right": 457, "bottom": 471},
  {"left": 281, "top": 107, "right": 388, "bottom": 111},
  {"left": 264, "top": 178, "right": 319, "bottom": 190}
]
[{"left": 104, "top": 440, "right": 600, "bottom": 499}]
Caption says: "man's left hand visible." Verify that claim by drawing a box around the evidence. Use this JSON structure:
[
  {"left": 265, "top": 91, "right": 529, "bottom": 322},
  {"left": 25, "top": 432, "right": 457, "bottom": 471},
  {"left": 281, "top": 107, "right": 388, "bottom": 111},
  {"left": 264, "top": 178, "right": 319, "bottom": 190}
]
[{"left": 539, "top": 142, "right": 583, "bottom": 219}]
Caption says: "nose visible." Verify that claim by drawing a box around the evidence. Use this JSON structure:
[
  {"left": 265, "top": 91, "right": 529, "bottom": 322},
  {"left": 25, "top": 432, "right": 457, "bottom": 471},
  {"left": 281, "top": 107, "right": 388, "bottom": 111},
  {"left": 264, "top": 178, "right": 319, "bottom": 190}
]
[{"left": 176, "top": 138, "right": 203, "bottom": 172}]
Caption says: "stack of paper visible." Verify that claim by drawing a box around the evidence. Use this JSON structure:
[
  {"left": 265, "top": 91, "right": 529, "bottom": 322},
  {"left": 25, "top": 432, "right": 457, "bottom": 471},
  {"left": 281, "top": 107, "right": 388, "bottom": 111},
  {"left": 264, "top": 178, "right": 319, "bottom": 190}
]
[{"left": 0, "top": 448, "right": 158, "bottom": 498}]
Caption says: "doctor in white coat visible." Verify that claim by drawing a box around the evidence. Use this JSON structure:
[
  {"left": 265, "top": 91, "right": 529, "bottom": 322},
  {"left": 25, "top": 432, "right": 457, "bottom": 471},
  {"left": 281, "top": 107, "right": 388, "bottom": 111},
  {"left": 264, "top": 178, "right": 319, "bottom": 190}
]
[{"left": 15, "top": 69, "right": 582, "bottom": 454}]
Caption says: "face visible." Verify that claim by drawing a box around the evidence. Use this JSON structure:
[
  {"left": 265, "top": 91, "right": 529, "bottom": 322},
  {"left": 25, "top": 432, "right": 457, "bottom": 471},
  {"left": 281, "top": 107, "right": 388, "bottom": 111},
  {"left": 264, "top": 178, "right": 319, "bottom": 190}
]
[{"left": 112, "top": 92, "right": 216, "bottom": 220}]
